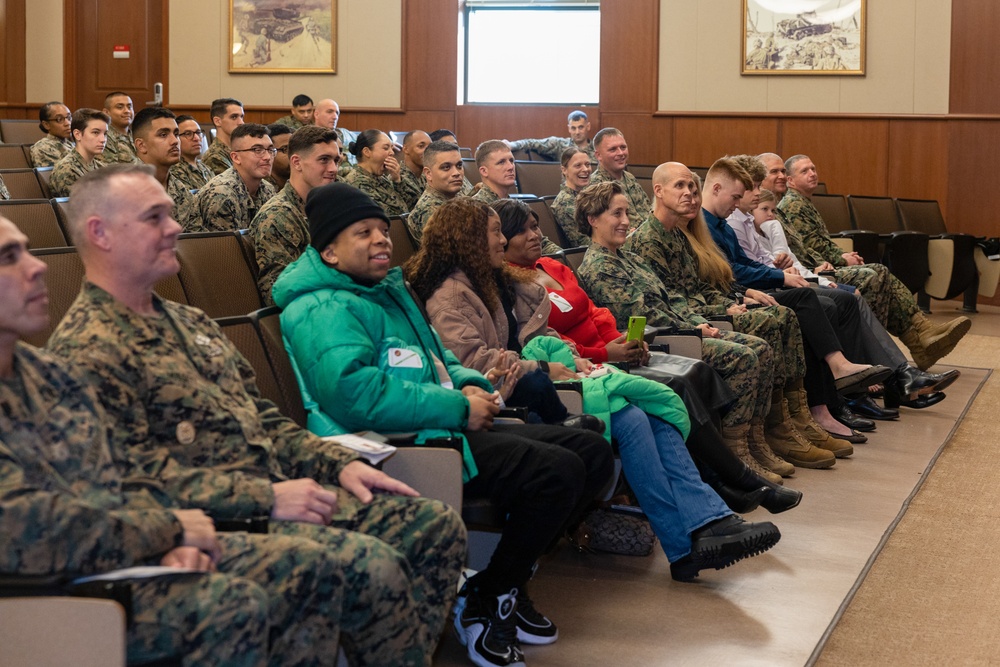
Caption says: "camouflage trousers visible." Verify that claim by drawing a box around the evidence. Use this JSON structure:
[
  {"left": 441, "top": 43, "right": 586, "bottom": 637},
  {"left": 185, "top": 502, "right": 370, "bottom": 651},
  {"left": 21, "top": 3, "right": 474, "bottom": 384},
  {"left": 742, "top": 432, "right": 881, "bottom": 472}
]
[
  {"left": 703, "top": 330, "right": 774, "bottom": 428},
  {"left": 733, "top": 305, "right": 807, "bottom": 389},
  {"left": 131, "top": 532, "right": 349, "bottom": 666},
  {"left": 275, "top": 493, "right": 467, "bottom": 667},
  {"left": 835, "top": 263, "right": 919, "bottom": 336}
]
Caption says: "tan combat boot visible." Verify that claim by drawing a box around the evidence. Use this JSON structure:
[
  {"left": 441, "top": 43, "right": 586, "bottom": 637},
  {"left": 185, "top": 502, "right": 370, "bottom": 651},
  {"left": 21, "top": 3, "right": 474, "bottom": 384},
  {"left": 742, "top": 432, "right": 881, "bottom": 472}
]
[
  {"left": 785, "top": 387, "right": 854, "bottom": 458},
  {"left": 720, "top": 423, "right": 783, "bottom": 485},
  {"left": 900, "top": 312, "right": 972, "bottom": 370},
  {"left": 764, "top": 391, "right": 836, "bottom": 469},
  {"left": 747, "top": 421, "right": 795, "bottom": 479}
]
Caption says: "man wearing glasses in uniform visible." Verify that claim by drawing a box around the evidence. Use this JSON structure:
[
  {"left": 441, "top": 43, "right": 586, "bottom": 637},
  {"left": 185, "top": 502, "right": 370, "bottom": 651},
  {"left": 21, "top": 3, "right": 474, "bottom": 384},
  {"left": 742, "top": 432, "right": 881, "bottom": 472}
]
[
  {"left": 169, "top": 115, "right": 215, "bottom": 192},
  {"left": 195, "top": 123, "right": 277, "bottom": 232}
]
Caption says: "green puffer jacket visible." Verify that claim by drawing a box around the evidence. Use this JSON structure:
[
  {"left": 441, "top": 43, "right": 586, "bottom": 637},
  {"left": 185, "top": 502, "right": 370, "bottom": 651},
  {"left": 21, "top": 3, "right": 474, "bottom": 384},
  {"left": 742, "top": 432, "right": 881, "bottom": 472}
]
[
  {"left": 521, "top": 336, "right": 691, "bottom": 442},
  {"left": 272, "top": 248, "right": 493, "bottom": 481}
]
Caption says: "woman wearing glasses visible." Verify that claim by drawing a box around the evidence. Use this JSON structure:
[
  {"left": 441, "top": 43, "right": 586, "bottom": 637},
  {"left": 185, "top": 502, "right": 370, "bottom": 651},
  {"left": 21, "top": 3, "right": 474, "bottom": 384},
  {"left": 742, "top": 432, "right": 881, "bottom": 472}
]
[
  {"left": 169, "top": 115, "right": 214, "bottom": 191},
  {"left": 30, "top": 101, "right": 75, "bottom": 168},
  {"left": 342, "top": 129, "right": 410, "bottom": 217}
]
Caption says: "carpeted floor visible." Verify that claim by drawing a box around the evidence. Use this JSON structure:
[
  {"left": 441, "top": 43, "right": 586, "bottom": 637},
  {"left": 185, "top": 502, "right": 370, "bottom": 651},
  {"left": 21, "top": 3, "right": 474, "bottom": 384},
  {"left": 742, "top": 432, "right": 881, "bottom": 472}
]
[
  {"left": 813, "top": 324, "right": 1000, "bottom": 665},
  {"left": 434, "top": 305, "right": 998, "bottom": 667}
]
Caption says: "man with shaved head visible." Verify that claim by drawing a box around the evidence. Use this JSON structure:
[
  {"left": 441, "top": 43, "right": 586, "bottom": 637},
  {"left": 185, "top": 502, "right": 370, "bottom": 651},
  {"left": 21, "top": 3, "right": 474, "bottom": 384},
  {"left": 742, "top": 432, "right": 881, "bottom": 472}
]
[
  {"left": 399, "top": 130, "right": 431, "bottom": 209},
  {"left": 762, "top": 152, "right": 971, "bottom": 370},
  {"left": 314, "top": 98, "right": 358, "bottom": 165}
]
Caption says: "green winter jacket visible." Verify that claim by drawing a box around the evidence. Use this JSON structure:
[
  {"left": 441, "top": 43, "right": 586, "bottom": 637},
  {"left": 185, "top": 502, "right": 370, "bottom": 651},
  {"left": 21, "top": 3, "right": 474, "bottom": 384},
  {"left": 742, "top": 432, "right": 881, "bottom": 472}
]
[{"left": 272, "top": 248, "right": 493, "bottom": 481}]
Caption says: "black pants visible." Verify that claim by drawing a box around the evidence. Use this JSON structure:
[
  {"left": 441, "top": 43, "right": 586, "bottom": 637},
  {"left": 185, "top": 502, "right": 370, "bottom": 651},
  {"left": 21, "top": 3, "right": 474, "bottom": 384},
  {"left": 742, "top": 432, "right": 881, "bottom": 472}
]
[{"left": 463, "top": 423, "right": 614, "bottom": 596}]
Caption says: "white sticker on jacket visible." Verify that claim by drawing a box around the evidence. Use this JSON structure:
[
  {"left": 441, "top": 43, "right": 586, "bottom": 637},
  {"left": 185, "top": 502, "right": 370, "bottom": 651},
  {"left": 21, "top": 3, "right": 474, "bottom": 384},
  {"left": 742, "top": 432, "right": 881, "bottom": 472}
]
[
  {"left": 547, "top": 292, "right": 574, "bottom": 313},
  {"left": 388, "top": 348, "right": 424, "bottom": 368}
]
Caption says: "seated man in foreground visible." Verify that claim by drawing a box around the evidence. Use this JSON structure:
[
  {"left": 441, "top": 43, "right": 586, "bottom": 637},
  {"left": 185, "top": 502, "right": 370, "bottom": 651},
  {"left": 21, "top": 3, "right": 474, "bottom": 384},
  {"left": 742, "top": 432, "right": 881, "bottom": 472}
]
[
  {"left": 0, "top": 214, "right": 352, "bottom": 666},
  {"left": 48, "top": 164, "right": 467, "bottom": 667},
  {"left": 272, "top": 183, "right": 615, "bottom": 667}
]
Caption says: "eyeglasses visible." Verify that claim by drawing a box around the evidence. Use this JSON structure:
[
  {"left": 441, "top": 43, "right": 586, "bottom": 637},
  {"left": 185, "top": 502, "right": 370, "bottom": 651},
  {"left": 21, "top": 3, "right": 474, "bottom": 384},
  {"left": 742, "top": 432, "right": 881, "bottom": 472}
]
[
  {"left": 46, "top": 115, "right": 70, "bottom": 123},
  {"left": 179, "top": 130, "right": 205, "bottom": 139},
  {"left": 275, "top": 146, "right": 288, "bottom": 154},
  {"left": 233, "top": 146, "right": 277, "bottom": 157}
]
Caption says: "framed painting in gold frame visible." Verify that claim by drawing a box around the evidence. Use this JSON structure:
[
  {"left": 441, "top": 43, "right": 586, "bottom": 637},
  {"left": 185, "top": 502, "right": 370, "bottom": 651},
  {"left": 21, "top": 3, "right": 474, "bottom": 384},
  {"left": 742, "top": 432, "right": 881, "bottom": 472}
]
[
  {"left": 742, "top": 0, "right": 865, "bottom": 75},
  {"left": 230, "top": 0, "right": 337, "bottom": 73}
]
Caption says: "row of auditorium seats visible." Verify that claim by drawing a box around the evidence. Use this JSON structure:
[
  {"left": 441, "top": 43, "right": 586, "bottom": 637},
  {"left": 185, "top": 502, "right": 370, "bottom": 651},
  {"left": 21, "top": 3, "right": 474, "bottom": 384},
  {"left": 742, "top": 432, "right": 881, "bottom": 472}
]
[
  {"left": 0, "top": 119, "right": 42, "bottom": 145},
  {"left": 1, "top": 167, "right": 53, "bottom": 199}
]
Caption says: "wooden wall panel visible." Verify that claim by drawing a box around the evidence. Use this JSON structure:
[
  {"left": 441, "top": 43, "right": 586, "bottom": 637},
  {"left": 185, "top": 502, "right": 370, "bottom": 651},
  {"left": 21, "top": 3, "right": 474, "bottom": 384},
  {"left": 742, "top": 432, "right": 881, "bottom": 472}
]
[
  {"left": 0, "top": 0, "right": 27, "bottom": 103},
  {"left": 456, "top": 105, "right": 597, "bottom": 151},
  {"left": 598, "top": 113, "right": 672, "bottom": 167},
  {"left": 672, "top": 117, "right": 780, "bottom": 170},
  {"left": 949, "top": 0, "right": 1000, "bottom": 114},
  {"left": 403, "top": 0, "right": 456, "bottom": 111},
  {"left": 780, "top": 119, "right": 890, "bottom": 197},
  {"left": 947, "top": 121, "right": 1000, "bottom": 239},
  {"left": 600, "top": 0, "right": 658, "bottom": 113},
  {"left": 887, "top": 120, "right": 950, "bottom": 215}
]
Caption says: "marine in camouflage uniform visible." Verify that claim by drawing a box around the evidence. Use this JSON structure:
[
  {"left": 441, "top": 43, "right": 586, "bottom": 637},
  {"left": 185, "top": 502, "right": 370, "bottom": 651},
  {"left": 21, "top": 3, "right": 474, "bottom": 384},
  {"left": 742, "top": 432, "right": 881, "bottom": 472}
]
[
  {"left": 627, "top": 216, "right": 806, "bottom": 391},
  {"left": 102, "top": 125, "right": 139, "bottom": 164},
  {"left": 0, "top": 175, "right": 8, "bottom": 200},
  {"left": 273, "top": 114, "right": 305, "bottom": 131},
  {"left": 577, "top": 242, "right": 773, "bottom": 428},
  {"left": 777, "top": 188, "right": 919, "bottom": 335},
  {"left": 49, "top": 282, "right": 467, "bottom": 666},
  {"left": 195, "top": 168, "right": 276, "bottom": 233},
  {"left": 49, "top": 150, "right": 105, "bottom": 198},
  {"left": 165, "top": 172, "right": 203, "bottom": 231},
  {"left": 399, "top": 164, "right": 426, "bottom": 210},
  {"left": 250, "top": 182, "right": 309, "bottom": 305},
  {"left": 169, "top": 158, "right": 215, "bottom": 192},
  {"left": 1, "top": 343, "right": 352, "bottom": 667},
  {"left": 472, "top": 183, "right": 501, "bottom": 204},
  {"left": 30, "top": 135, "right": 74, "bottom": 168},
  {"left": 202, "top": 137, "right": 233, "bottom": 175},
  {"left": 550, "top": 184, "right": 590, "bottom": 248},
  {"left": 590, "top": 166, "right": 652, "bottom": 229},
  {"left": 342, "top": 165, "right": 409, "bottom": 217},
  {"left": 406, "top": 187, "right": 453, "bottom": 246},
  {"left": 509, "top": 136, "right": 596, "bottom": 162}
]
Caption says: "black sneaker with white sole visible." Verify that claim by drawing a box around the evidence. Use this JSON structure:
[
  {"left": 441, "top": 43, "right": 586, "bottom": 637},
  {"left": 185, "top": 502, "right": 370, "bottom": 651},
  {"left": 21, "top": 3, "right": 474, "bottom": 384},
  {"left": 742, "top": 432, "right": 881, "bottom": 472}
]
[
  {"left": 514, "top": 589, "right": 558, "bottom": 645},
  {"left": 454, "top": 587, "right": 526, "bottom": 667}
]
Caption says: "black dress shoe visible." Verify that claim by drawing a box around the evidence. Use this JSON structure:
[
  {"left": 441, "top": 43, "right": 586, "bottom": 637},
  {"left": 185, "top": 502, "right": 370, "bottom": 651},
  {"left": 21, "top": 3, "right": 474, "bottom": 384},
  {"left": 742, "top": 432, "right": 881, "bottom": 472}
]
[
  {"left": 714, "top": 484, "right": 768, "bottom": 514},
  {"left": 559, "top": 414, "right": 606, "bottom": 434},
  {"left": 894, "top": 365, "right": 941, "bottom": 397},
  {"left": 898, "top": 392, "right": 947, "bottom": 409},
  {"left": 826, "top": 428, "right": 868, "bottom": 444},
  {"left": 846, "top": 395, "right": 900, "bottom": 421},
  {"left": 832, "top": 403, "right": 876, "bottom": 432},
  {"left": 923, "top": 368, "right": 960, "bottom": 393}
]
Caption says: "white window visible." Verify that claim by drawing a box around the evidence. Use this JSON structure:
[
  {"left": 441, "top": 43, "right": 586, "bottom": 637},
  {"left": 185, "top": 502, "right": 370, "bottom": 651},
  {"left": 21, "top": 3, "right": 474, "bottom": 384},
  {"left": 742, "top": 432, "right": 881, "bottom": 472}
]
[{"left": 461, "top": 1, "right": 600, "bottom": 105}]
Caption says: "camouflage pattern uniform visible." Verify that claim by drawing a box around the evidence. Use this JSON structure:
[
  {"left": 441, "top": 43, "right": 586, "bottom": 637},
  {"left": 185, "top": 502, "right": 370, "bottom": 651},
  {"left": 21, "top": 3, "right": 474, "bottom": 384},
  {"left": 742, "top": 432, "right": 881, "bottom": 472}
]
[
  {"left": 460, "top": 175, "right": 475, "bottom": 197},
  {"left": 273, "top": 115, "right": 304, "bottom": 131},
  {"left": 0, "top": 343, "right": 353, "bottom": 667},
  {"left": 577, "top": 243, "right": 773, "bottom": 427},
  {"left": 406, "top": 187, "right": 452, "bottom": 246},
  {"left": 202, "top": 138, "right": 233, "bottom": 175},
  {"left": 343, "top": 166, "right": 409, "bottom": 216},
  {"left": 550, "top": 184, "right": 590, "bottom": 248},
  {"left": 589, "top": 166, "right": 652, "bottom": 228},
  {"left": 165, "top": 172, "right": 203, "bottom": 231},
  {"left": 102, "top": 126, "right": 139, "bottom": 164},
  {"left": 49, "top": 150, "right": 104, "bottom": 198},
  {"left": 195, "top": 168, "right": 276, "bottom": 233},
  {"left": 509, "top": 137, "right": 596, "bottom": 162},
  {"left": 627, "top": 216, "right": 807, "bottom": 389},
  {"left": 30, "top": 135, "right": 74, "bottom": 168},
  {"left": 472, "top": 184, "right": 501, "bottom": 204},
  {"left": 399, "top": 165, "right": 426, "bottom": 210},
  {"left": 169, "top": 159, "right": 215, "bottom": 192},
  {"left": 250, "top": 182, "right": 309, "bottom": 305},
  {"left": 778, "top": 190, "right": 919, "bottom": 335},
  {"left": 0, "top": 175, "right": 8, "bottom": 200},
  {"left": 49, "top": 283, "right": 468, "bottom": 666}
]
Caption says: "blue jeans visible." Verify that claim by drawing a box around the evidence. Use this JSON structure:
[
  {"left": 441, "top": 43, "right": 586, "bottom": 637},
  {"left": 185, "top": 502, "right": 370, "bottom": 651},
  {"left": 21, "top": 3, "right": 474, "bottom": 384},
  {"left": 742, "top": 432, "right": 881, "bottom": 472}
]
[{"left": 611, "top": 404, "right": 732, "bottom": 562}]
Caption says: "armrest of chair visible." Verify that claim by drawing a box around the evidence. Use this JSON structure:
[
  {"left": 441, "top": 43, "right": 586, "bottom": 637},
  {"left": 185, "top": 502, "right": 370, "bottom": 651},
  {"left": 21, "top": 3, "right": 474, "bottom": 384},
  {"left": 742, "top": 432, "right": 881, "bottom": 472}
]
[
  {"left": 0, "top": 597, "right": 127, "bottom": 667},
  {"left": 553, "top": 380, "right": 584, "bottom": 414},
  {"left": 381, "top": 447, "right": 463, "bottom": 510},
  {"left": 652, "top": 335, "right": 702, "bottom": 360}
]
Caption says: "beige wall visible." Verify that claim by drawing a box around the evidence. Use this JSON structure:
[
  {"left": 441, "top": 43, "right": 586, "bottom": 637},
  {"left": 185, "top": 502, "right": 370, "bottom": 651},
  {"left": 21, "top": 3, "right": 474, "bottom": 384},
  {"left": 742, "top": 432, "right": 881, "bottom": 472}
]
[
  {"left": 22, "top": 0, "right": 402, "bottom": 108},
  {"left": 658, "top": 0, "right": 951, "bottom": 114},
  {"left": 169, "top": 0, "right": 402, "bottom": 107},
  {"left": 24, "top": 0, "right": 63, "bottom": 102}
]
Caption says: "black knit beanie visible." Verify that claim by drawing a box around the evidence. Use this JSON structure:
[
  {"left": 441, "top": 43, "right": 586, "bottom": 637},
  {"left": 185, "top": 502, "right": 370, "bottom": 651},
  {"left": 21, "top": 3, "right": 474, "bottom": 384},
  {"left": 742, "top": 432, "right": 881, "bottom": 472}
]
[{"left": 306, "top": 182, "right": 390, "bottom": 252}]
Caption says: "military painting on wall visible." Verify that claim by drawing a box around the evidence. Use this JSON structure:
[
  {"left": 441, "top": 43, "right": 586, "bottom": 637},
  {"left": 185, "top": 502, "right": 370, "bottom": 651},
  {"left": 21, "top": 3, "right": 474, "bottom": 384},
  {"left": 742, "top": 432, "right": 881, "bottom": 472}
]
[
  {"left": 230, "top": 0, "right": 337, "bottom": 73},
  {"left": 742, "top": 0, "right": 865, "bottom": 75}
]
